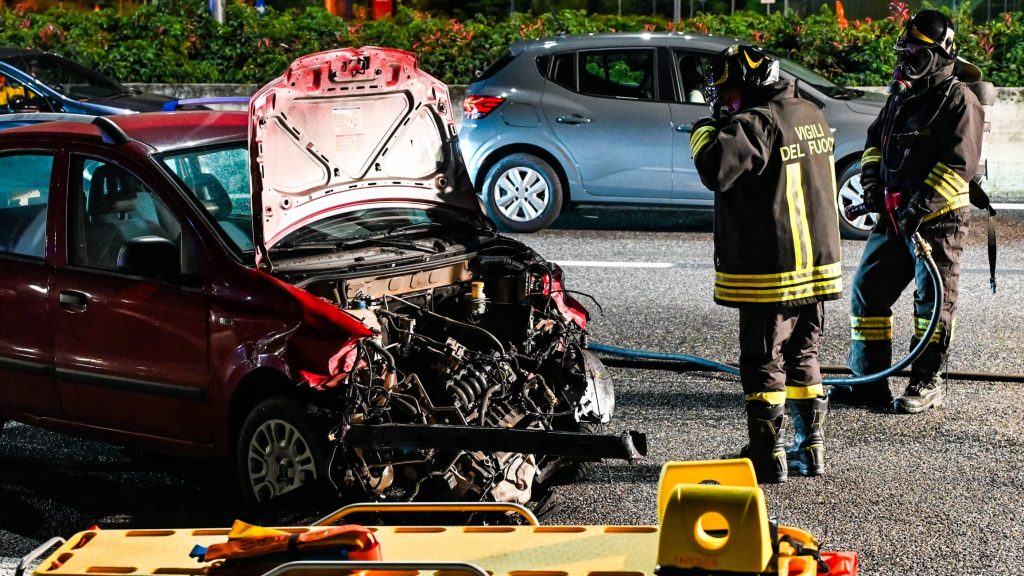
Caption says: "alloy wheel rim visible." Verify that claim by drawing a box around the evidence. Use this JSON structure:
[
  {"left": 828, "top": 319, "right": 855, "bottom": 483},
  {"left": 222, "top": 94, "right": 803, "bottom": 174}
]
[
  {"left": 247, "top": 418, "right": 317, "bottom": 502},
  {"left": 838, "top": 173, "right": 877, "bottom": 232},
  {"left": 493, "top": 166, "right": 550, "bottom": 223}
]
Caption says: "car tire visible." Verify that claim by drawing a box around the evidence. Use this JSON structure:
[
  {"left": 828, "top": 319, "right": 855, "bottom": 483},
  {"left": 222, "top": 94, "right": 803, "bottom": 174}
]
[
  {"left": 549, "top": 420, "right": 607, "bottom": 485},
  {"left": 836, "top": 160, "right": 878, "bottom": 241},
  {"left": 236, "top": 397, "right": 325, "bottom": 505},
  {"left": 483, "top": 153, "right": 563, "bottom": 233}
]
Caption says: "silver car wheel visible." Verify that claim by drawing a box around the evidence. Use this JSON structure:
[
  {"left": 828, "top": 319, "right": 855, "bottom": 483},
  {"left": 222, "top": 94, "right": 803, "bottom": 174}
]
[
  {"left": 247, "top": 418, "right": 317, "bottom": 503},
  {"left": 494, "top": 166, "right": 551, "bottom": 223},
  {"left": 837, "top": 172, "right": 877, "bottom": 232}
]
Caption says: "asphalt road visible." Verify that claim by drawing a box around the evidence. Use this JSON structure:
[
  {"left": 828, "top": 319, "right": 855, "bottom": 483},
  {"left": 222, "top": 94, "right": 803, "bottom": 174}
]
[{"left": 3, "top": 207, "right": 1023, "bottom": 575}]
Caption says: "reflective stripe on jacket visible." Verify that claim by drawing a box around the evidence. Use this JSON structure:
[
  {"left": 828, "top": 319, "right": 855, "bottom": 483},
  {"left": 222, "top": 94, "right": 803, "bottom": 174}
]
[
  {"left": 693, "top": 81, "right": 843, "bottom": 308},
  {"left": 860, "top": 69, "right": 984, "bottom": 224}
]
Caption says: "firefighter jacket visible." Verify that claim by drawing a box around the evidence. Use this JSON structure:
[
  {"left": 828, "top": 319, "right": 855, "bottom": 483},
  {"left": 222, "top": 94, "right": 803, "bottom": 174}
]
[
  {"left": 860, "top": 64, "right": 984, "bottom": 225},
  {"left": 691, "top": 80, "right": 842, "bottom": 308}
]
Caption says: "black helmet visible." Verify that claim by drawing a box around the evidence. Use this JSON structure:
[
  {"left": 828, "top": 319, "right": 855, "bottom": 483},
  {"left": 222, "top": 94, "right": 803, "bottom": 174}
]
[
  {"left": 702, "top": 45, "right": 779, "bottom": 117},
  {"left": 898, "top": 10, "right": 956, "bottom": 58}
]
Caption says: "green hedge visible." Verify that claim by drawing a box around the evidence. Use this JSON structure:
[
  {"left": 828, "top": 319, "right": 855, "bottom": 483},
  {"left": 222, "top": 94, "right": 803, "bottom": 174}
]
[{"left": 2, "top": 2, "right": 1023, "bottom": 87}]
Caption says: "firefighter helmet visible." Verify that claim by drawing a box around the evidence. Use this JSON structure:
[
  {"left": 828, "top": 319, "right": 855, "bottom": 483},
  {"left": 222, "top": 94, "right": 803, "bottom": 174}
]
[
  {"left": 702, "top": 45, "right": 779, "bottom": 117},
  {"left": 897, "top": 10, "right": 956, "bottom": 59}
]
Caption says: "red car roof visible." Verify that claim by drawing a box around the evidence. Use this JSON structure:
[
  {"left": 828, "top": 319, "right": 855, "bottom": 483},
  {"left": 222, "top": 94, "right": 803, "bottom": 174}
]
[{"left": 0, "top": 111, "right": 247, "bottom": 152}]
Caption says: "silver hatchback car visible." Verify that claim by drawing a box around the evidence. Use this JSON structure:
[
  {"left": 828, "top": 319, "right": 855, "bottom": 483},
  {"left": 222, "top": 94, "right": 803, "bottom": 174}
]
[{"left": 460, "top": 33, "right": 886, "bottom": 237}]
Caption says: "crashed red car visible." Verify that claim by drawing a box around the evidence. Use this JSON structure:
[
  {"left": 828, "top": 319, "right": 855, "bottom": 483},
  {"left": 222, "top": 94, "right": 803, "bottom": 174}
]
[{"left": 0, "top": 47, "right": 643, "bottom": 504}]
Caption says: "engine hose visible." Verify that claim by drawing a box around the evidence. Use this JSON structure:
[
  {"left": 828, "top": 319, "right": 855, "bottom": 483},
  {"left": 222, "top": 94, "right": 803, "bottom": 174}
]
[{"left": 589, "top": 233, "right": 943, "bottom": 387}]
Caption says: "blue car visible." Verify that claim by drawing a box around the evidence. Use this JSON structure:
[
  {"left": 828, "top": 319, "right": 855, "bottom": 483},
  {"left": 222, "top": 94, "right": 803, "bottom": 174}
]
[{"left": 0, "top": 48, "right": 175, "bottom": 125}]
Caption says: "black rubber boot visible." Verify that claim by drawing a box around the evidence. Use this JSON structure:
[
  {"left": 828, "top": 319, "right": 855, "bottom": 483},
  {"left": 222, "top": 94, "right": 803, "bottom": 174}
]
[
  {"left": 895, "top": 375, "right": 945, "bottom": 414},
  {"left": 828, "top": 380, "right": 894, "bottom": 408},
  {"left": 785, "top": 396, "right": 827, "bottom": 477},
  {"left": 737, "top": 402, "right": 788, "bottom": 484}
]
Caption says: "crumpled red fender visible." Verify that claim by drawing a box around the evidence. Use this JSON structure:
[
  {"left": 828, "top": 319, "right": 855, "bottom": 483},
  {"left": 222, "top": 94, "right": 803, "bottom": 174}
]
[{"left": 300, "top": 338, "right": 363, "bottom": 390}]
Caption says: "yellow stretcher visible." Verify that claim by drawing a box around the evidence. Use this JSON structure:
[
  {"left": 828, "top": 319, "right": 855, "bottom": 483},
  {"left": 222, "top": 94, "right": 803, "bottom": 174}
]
[{"left": 18, "top": 460, "right": 857, "bottom": 576}]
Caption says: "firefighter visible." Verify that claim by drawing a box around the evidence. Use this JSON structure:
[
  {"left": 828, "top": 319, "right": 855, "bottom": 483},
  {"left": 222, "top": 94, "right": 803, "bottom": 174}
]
[
  {"left": 690, "top": 45, "right": 842, "bottom": 483},
  {"left": 833, "top": 10, "right": 983, "bottom": 413}
]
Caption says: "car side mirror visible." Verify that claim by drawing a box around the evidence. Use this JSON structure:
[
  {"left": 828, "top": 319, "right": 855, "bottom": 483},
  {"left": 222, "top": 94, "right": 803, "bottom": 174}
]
[{"left": 117, "top": 236, "right": 181, "bottom": 279}]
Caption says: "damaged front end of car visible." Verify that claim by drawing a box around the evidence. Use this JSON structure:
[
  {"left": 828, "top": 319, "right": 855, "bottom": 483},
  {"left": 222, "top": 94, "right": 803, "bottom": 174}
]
[
  {"left": 287, "top": 252, "right": 643, "bottom": 505},
  {"left": 247, "top": 47, "right": 645, "bottom": 506}
]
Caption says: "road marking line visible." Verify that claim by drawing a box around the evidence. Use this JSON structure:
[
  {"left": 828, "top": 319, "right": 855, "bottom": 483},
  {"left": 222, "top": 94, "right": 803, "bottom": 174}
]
[
  {"left": 552, "top": 260, "right": 674, "bottom": 268},
  {"left": 991, "top": 203, "right": 1024, "bottom": 210}
]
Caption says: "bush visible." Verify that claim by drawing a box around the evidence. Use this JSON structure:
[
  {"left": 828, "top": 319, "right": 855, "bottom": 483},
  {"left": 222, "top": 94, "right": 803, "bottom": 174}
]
[{"left": 1, "top": 3, "right": 1022, "bottom": 86}]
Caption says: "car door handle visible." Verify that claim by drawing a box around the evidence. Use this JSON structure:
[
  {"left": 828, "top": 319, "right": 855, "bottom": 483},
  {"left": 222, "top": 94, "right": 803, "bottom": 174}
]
[
  {"left": 676, "top": 124, "right": 693, "bottom": 133},
  {"left": 557, "top": 115, "right": 592, "bottom": 124},
  {"left": 58, "top": 290, "right": 88, "bottom": 313}
]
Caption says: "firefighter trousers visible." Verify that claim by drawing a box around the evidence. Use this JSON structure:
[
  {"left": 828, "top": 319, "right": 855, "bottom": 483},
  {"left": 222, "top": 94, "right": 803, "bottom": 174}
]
[
  {"left": 739, "top": 301, "right": 826, "bottom": 404},
  {"left": 849, "top": 212, "right": 968, "bottom": 384}
]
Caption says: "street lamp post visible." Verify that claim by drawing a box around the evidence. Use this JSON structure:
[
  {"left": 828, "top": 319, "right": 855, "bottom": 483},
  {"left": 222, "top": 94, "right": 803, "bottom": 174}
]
[{"left": 211, "top": 0, "right": 225, "bottom": 23}]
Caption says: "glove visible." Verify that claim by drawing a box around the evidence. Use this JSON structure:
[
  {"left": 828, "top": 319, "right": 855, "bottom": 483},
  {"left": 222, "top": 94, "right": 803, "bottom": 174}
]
[
  {"left": 861, "top": 184, "right": 885, "bottom": 214},
  {"left": 897, "top": 192, "right": 931, "bottom": 237},
  {"left": 689, "top": 117, "right": 721, "bottom": 159}
]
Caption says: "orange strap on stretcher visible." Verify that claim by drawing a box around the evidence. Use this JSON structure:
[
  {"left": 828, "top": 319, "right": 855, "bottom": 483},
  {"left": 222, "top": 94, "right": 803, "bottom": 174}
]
[{"left": 202, "top": 521, "right": 381, "bottom": 562}]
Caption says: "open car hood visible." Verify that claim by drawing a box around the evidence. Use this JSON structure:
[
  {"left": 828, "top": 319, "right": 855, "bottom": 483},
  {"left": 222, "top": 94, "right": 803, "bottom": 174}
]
[{"left": 249, "top": 47, "right": 482, "bottom": 263}]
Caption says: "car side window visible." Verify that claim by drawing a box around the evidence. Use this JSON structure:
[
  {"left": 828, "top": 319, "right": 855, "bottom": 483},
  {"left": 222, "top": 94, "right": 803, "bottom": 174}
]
[
  {"left": 548, "top": 52, "right": 576, "bottom": 91},
  {"left": 68, "top": 156, "right": 200, "bottom": 278},
  {"left": 162, "top": 146, "right": 254, "bottom": 254},
  {"left": 0, "top": 153, "right": 53, "bottom": 258},
  {"left": 578, "top": 49, "right": 655, "bottom": 101},
  {"left": 676, "top": 52, "right": 711, "bottom": 105}
]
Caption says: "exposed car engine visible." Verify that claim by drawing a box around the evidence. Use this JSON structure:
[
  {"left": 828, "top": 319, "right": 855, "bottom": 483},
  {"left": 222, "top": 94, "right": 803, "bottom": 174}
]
[{"left": 293, "top": 245, "right": 617, "bottom": 507}]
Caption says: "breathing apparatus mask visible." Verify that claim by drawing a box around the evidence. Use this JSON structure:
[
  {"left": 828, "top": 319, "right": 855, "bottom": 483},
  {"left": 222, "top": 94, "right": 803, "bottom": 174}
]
[
  {"left": 891, "top": 10, "right": 956, "bottom": 94},
  {"left": 702, "top": 44, "right": 779, "bottom": 120}
]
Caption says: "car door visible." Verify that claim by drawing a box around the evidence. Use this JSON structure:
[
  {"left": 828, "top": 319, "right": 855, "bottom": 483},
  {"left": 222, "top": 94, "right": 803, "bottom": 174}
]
[
  {"left": 0, "top": 150, "right": 61, "bottom": 419},
  {"left": 668, "top": 50, "right": 716, "bottom": 203},
  {"left": 50, "top": 152, "right": 213, "bottom": 444},
  {"left": 542, "top": 47, "right": 673, "bottom": 199}
]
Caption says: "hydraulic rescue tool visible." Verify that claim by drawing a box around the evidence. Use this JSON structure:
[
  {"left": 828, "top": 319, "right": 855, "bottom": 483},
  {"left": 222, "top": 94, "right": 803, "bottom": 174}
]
[{"left": 17, "top": 460, "right": 858, "bottom": 576}]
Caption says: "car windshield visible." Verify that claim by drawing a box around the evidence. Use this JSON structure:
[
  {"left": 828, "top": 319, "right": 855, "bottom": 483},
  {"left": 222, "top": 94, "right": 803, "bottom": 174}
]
[
  {"left": 776, "top": 57, "right": 855, "bottom": 99},
  {"left": 275, "top": 206, "right": 479, "bottom": 250},
  {"left": 2, "top": 53, "right": 126, "bottom": 99},
  {"left": 159, "top": 143, "right": 255, "bottom": 254}
]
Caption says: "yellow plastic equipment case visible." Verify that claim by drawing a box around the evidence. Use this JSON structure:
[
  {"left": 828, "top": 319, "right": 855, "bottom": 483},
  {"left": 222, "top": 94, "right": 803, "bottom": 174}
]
[{"left": 18, "top": 460, "right": 856, "bottom": 576}]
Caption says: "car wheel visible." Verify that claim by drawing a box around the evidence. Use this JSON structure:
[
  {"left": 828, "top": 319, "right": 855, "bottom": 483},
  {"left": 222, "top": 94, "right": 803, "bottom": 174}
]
[
  {"left": 237, "top": 397, "right": 325, "bottom": 504},
  {"left": 549, "top": 420, "right": 607, "bottom": 484},
  {"left": 483, "top": 153, "right": 564, "bottom": 233},
  {"left": 836, "top": 160, "right": 877, "bottom": 240}
]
